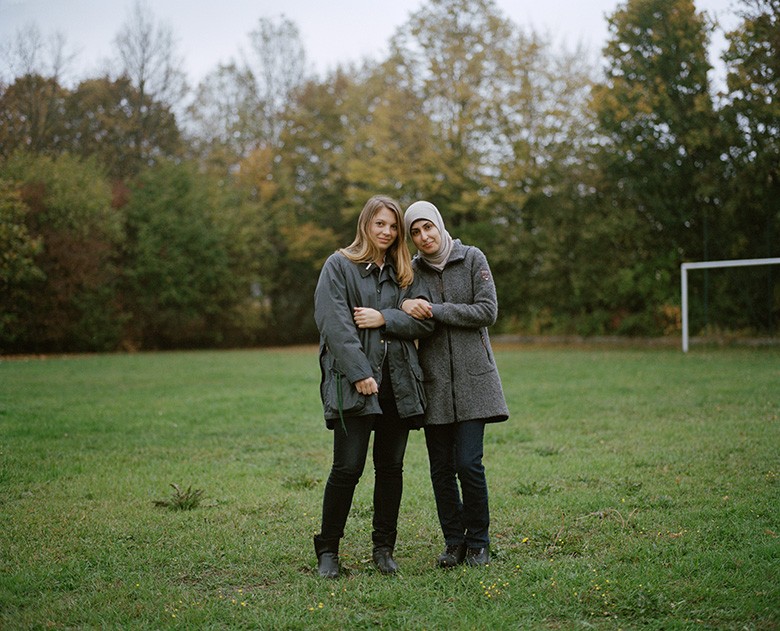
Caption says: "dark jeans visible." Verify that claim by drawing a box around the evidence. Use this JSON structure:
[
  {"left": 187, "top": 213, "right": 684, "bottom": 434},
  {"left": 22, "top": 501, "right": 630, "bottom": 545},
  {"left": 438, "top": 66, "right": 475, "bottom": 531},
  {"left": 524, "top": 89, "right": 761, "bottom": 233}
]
[
  {"left": 424, "top": 420, "right": 490, "bottom": 549},
  {"left": 319, "top": 377, "right": 409, "bottom": 549}
]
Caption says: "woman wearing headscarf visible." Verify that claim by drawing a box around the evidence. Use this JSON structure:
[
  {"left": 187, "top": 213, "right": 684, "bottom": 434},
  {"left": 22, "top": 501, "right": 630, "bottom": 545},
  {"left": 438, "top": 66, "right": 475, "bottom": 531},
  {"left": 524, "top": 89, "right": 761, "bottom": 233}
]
[
  {"left": 313, "top": 195, "right": 434, "bottom": 578},
  {"left": 402, "top": 200, "right": 509, "bottom": 568}
]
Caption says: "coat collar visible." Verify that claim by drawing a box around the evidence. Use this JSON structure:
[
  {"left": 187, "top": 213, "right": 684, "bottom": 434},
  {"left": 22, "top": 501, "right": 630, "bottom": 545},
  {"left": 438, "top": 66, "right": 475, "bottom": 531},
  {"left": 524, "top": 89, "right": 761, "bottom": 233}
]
[{"left": 360, "top": 258, "right": 398, "bottom": 282}]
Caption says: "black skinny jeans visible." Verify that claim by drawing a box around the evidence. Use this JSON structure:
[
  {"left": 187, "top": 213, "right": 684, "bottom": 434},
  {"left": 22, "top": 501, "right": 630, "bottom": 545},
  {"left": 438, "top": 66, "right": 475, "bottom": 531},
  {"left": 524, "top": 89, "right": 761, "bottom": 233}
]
[{"left": 319, "top": 365, "right": 409, "bottom": 549}]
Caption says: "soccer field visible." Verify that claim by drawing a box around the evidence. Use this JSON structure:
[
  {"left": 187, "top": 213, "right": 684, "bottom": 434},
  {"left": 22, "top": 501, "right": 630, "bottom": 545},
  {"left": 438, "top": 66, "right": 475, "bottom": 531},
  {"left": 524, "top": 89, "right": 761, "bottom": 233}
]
[{"left": 1, "top": 346, "right": 778, "bottom": 629}]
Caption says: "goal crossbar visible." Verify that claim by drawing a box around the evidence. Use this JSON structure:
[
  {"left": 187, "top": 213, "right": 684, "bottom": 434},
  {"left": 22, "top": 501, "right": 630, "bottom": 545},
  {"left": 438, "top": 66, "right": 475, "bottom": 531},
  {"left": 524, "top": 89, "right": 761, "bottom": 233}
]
[{"left": 681, "top": 257, "right": 780, "bottom": 352}]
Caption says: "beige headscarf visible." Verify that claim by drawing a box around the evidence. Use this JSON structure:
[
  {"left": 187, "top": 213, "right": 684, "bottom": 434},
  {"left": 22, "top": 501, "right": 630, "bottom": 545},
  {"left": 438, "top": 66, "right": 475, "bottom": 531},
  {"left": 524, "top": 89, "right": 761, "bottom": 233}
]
[{"left": 404, "top": 201, "right": 454, "bottom": 271}]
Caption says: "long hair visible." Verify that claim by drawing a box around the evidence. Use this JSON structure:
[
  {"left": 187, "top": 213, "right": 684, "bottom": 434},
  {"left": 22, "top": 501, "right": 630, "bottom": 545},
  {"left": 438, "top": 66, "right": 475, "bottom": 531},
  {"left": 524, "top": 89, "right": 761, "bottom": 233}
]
[{"left": 340, "top": 196, "right": 414, "bottom": 287}]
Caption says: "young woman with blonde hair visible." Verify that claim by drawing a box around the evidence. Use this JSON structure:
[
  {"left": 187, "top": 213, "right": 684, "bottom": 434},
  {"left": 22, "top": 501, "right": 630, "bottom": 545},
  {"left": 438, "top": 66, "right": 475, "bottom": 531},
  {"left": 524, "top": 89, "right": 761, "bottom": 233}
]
[{"left": 313, "top": 195, "right": 433, "bottom": 578}]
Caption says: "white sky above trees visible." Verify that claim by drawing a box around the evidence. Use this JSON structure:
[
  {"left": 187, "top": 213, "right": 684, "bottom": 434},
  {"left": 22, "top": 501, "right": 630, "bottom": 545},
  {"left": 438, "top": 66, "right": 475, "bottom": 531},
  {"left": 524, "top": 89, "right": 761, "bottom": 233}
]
[{"left": 1, "top": 0, "right": 738, "bottom": 88}]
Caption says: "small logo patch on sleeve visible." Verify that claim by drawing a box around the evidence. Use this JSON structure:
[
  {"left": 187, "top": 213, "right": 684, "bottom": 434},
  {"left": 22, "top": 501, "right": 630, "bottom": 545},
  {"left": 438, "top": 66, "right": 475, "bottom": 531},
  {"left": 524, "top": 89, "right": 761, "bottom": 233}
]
[{"left": 480, "top": 269, "right": 491, "bottom": 282}]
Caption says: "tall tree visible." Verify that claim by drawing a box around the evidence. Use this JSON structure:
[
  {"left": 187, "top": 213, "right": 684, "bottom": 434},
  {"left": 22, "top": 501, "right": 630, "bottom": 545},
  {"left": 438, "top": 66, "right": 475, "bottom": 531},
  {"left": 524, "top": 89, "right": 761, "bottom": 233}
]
[
  {"left": 185, "top": 62, "right": 261, "bottom": 167},
  {"left": 65, "top": 76, "right": 180, "bottom": 179},
  {"left": 716, "top": 0, "right": 780, "bottom": 332},
  {"left": 113, "top": 0, "right": 186, "bottom": 172},
  {"left": 0, "top": 178, "right": 44, "bottom": 348},
  {"left": 0, "top": 24, "right": 76, "bottom": 158},
  {"left": 245, "top": 15, "right": 309, "bottom": 145},
  {"left": 340, "top": 59, "right": 441, "bottom": 210},
  {"left": 0, "top": 74, "right": 68, "bottom": 158},
  {"left": 488, "top": 34, "right": 599, "bottom": 334},
  {"left": 590, "top": 0, "right": 719, "bottom": 334},
  {"left": 266, "top": 71, "right": 358, "bottom": 342},
  {"left": 183, "top": 16, "right": 315, "bottom": 342},
  {"left": 387, "top": 0, "right": 517, "bottom": 228},
  {"left": 120, "top": 160, "right": 237, "bottom": 349},
  {"left": 0, "top": 22, "right": 76, "bottom": 86},
  {"left": 186, "top": 15, "right": 308, "bottom": 169},
  {"left": 114, "top": 0, "right": 187, "bottom": 107},
  {"left": 371, "top": 0, "right": 597, "bottom": 333}
]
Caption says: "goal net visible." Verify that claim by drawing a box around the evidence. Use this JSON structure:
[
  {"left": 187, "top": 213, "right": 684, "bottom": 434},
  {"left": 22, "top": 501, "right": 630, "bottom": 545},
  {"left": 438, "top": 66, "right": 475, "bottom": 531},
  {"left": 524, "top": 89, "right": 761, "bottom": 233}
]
[{"left": 680, "top": 257, "right": 780, "bottom": 351}]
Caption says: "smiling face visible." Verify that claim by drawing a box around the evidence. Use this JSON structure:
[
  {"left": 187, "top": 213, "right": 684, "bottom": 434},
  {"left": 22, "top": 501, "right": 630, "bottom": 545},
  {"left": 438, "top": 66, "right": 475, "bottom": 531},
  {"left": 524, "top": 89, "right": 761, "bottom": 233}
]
[
  {"left": 368, "top": 206, "right": 399, "bottom": 255},
  {"left": 409, "top": 219, "right": 442, "bottom": 255}
]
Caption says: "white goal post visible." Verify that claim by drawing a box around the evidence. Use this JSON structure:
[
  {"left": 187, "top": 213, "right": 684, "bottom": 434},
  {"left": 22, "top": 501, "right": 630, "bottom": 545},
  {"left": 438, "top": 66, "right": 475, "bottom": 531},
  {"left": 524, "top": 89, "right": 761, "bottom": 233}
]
[{"left": 680, "top": 257, "right": 780, "bottom": 352}]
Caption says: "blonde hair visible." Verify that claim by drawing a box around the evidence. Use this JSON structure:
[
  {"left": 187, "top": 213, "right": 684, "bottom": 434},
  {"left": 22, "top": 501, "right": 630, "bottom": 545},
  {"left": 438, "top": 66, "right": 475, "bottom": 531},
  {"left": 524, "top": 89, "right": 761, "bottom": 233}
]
[{"left": 340, "top": 195, "right": 414, "bottom": 287}]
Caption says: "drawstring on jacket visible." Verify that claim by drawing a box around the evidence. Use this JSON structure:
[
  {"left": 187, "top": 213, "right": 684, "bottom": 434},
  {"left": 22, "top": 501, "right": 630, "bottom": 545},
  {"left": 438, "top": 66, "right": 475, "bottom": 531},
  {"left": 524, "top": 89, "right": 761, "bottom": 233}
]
[{"left": 335, "top": 372, "right": 348, "bottom": 435}]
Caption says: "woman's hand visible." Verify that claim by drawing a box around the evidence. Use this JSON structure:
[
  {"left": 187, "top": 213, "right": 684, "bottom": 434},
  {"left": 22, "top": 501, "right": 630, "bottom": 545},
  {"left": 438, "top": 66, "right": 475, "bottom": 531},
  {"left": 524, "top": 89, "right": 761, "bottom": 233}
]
[
  {"left": 402, "top": 298, "right": 433, "bottom": 320},
  {"left": 354, "top": 377, "right": 379, "bottom": 395},
  {"left": 353, "top": 307, "right": 385, "bottom": 329}
]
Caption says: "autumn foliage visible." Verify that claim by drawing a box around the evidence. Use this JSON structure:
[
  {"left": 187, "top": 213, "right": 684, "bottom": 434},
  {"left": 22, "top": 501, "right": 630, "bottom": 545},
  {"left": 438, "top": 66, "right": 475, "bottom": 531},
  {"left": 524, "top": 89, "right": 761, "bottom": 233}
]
[{"left": 1, "top": 0, "right": 777, "bottom": 352}]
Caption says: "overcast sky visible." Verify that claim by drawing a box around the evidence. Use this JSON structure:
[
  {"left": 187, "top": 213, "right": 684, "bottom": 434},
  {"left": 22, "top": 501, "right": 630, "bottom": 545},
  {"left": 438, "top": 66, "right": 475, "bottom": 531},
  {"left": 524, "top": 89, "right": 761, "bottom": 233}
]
[{"left": 1, "top": 0, "right": 739, "bottom": 86}]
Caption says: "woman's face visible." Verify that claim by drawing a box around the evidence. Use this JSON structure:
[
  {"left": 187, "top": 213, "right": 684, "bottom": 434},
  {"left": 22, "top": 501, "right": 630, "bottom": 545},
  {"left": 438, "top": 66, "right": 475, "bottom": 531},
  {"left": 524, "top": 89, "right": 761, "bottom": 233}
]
[
  {"left": 410, "top": 219, "right": 441, "bottom": 255},
  {"left": 368, "top": 206, "right": 399, "bottom": 254}
]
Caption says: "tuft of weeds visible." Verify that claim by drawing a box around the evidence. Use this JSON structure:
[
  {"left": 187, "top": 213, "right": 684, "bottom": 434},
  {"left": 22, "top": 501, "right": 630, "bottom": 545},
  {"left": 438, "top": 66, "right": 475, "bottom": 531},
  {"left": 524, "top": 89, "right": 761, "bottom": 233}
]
[
  {"left": 281, "top": 473, "right": 320, "bottom": 490},
  {"left": 154, "top": 483, "right": 204, "bottom": 511},
  {"left": 534, "top": 445, "right": 563, "bottom": 457},
  {"left": 515, "top": 480, "right": 554, "bottom": 496}
]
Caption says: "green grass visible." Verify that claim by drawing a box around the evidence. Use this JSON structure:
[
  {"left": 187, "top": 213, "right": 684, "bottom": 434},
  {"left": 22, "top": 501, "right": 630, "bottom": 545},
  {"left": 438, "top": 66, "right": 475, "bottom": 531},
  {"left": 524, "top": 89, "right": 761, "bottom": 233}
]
[{"left": 1, "top": 345, "right": 778, "bottom": 630}]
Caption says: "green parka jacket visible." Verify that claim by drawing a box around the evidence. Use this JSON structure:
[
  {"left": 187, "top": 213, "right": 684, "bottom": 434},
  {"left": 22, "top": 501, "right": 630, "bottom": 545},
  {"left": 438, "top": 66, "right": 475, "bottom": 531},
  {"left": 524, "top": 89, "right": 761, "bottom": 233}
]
[{"left": 314, "top": 252, "right": 434, "bottom": 429}]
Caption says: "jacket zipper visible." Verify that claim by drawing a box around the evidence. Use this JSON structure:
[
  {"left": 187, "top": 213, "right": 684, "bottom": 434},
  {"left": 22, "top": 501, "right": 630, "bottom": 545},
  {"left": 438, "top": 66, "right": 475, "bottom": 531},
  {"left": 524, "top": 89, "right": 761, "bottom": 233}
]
[
  {"left": 378, "top": 271, "right": 388, "bottom": 388},
  {"left": 380, "top": 337, "right": 388, "bottom": 384},
  {"left": 438, "top": 270, "right": 458, "bottom": 420}
]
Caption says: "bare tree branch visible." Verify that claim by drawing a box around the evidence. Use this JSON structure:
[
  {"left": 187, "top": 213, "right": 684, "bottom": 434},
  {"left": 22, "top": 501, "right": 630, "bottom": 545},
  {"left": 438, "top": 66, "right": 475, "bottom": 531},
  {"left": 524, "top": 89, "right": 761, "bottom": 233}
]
[{"left": 113, "top": 0, "right": 188, "bottom": 107}]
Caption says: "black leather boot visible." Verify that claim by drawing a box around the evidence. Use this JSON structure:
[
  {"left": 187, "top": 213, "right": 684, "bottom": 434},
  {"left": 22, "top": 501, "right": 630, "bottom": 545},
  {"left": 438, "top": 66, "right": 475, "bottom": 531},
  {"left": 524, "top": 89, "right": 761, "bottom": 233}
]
[
  {"left": 465, "top": 546, "right": 490, "bottom": 567},
  {"left": 372, "top": 547, "right": 399, "bottom": 574},
  {"left": 372, "top": 531, "right": 398, "bottom": 575},
  {"left": 437, "top": 543, "right": 467, "bottom": 568},
  {"left": 313, "top": 535, "right": 339, "bottom": 578}
]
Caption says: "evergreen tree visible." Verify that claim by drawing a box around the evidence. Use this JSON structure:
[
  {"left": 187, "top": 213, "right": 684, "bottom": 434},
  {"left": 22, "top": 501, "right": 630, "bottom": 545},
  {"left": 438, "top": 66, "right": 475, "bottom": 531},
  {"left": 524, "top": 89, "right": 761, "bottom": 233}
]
[
  {"left": 716, "top": 0, "right": 780, "bottom": 332},
  {"left": 591, "top": 0, "right": 719, "bottom": 334},
  {"left": 120, "top": 161, "right": 237, "bottom": 348}
]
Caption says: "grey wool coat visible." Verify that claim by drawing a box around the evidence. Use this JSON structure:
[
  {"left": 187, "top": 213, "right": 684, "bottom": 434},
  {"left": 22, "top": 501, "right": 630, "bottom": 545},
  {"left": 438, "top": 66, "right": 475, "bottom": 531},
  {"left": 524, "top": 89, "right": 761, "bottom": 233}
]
[
  {"left": 412, "top": 240, "right": 509, "bottom": 426},
  {"left": 314, "top": 252, "right": 434, "bottom": 429}
]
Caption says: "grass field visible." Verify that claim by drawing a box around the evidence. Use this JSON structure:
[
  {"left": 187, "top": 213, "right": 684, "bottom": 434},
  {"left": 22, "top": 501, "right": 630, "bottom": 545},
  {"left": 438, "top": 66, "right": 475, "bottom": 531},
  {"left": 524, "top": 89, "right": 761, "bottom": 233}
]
[{"left": 1, "top": 345, "right": 779, "bottom": 630}]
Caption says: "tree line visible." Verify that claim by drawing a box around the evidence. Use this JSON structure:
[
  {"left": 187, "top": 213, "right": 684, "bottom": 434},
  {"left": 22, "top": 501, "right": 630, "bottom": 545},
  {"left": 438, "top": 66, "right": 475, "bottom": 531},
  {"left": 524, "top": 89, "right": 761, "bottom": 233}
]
[{"left": 1, "top": 0, "right": 777, "bottom": 353}]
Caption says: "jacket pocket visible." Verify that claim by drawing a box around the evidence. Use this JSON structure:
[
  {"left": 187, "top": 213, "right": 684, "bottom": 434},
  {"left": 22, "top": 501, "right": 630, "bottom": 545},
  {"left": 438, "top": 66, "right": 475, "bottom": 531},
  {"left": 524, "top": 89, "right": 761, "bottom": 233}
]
[
  {"left": 401, "top": 341, "right": 427, "bottom": 412},
  {"left": 465, "top": 329, "right": 496, "bottom": 375},
  {"left": 320, "top": 347, "right": 366, "bottom": 418},
  {"left": 412, "top": 361, "right": 427, "bottom": 411},
  {"left": 323, "top": 369, "right": 366, "bottom": 418}
]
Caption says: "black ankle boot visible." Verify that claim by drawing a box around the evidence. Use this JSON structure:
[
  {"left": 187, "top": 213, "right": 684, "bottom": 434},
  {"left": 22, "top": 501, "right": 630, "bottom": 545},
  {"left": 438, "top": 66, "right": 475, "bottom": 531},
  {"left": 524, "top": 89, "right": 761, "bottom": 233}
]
[
  {"left": 372, "top": 547, "right": 398, "bottom": 575},
  {"left": 371, "top": 531, "right": 398, "bottom": 574},
  {"left": 313, "top": 535, "right": 339, "bottom": 578},
  {"left": 437, "top": 543, "right": 467, "bottom": 568},
  {"left": 465, "top": 546, "right": 490, "bottom": 567}
]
